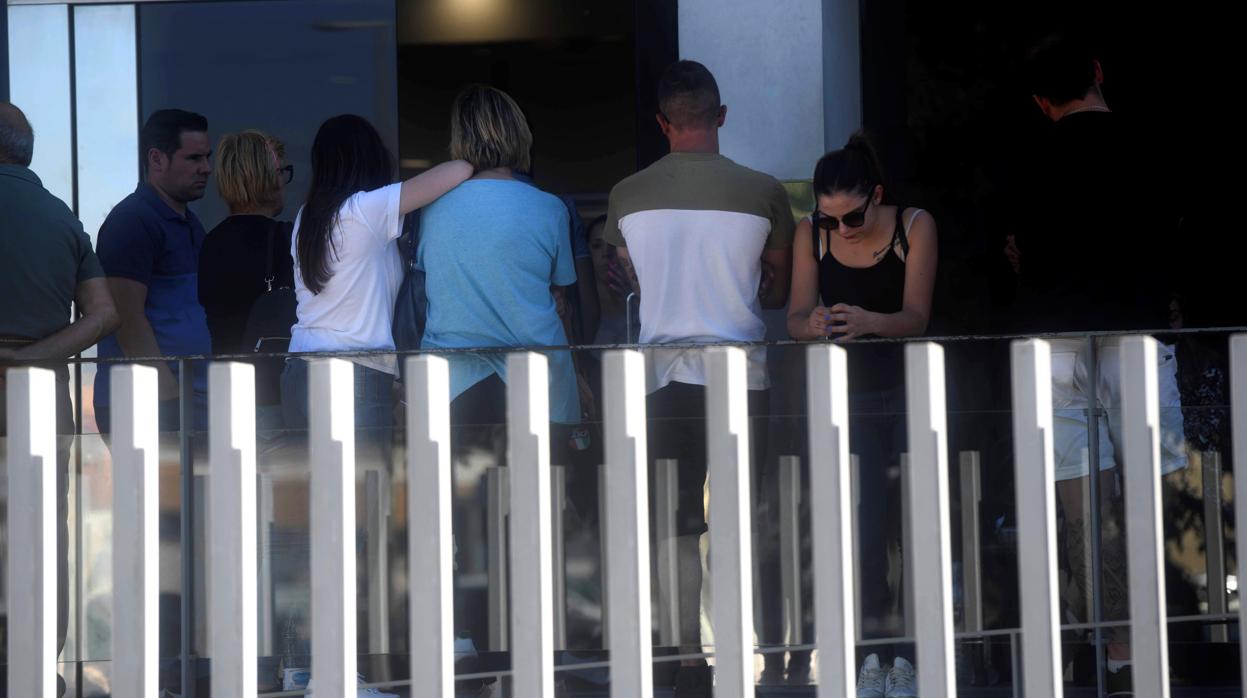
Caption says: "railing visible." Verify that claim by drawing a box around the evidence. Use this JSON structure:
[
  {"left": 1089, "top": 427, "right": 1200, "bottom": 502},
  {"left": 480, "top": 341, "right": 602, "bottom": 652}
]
[{"left": 4, "top": 333, "right": 1247, "bottom": 697}]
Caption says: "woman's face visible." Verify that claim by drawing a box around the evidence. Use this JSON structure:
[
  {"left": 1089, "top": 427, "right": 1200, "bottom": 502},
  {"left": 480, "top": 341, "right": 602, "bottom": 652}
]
[{"left": 815, "top": 185, "right": 881, "bottom": 243}]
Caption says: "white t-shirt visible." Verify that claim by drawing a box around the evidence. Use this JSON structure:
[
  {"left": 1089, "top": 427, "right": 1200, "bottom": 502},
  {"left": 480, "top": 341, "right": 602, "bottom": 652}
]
[{"left": 289, "top": 183, "right": 404, "bottom": 375}]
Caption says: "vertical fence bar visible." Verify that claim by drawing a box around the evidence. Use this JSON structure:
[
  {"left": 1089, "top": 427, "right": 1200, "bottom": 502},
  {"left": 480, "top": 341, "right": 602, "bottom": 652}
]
[
  {"left": 551, "top": 465, "right": 567, "bottom": 650},
  {"left": 778, "top": 455, "right": 804, "bottom": 646},
  {"left": 1121, "top": 336, "right": 1170, "bottom": 698},
  {"left": 6, "top": 367, "right": 57, "bottom": 698},
  {"left": 366, "top": 469, "right": 391, "bottom": 654},
  {"left": 407, "top": 356, "right": 453, "bottom": 697},
  {"left": 958, "top": 451, "right": 983, "bottom": 634},
  {"left": 508, "top": 352, "right": 554, "bottom": 697},
  {"left": 707, "top": 347, "right": 754, "bottom": 698},
  {"left": 604, "top": 350, "right": 653, "bottom": 697},
  {"left": 654, "top": 457, "right": 681, "bottom": 647},
  {"left": 904, "top": 342, "right": 955, "bottom": 697},
  {"left": 258, "top": 472, "right": 275, "bottom": 657},
  {"left": 487, "top": 466, "right": 510, "bottom": 651},
  {"left": 1011, "top": 340, "right": 1063, "bottom": 698},
  {"left": 851, "top": 453, "right": 863, "bottom": 642},
  {"left": 110, "top": 365, "right": 159, "bottom": 698},
  {"left": 208, "top": 362, "right": 257, "bottom": 697},
  {"left": 178, "top": 358, "right": 197, "bottom": 698},
  {"left": 1201, "top": 451, "right": 1228, "bottom": 642},
  {"left": 310, "top": 358, "right": 356, "bottom": 698},
  {"left": 806, "top": 344, "right": 856, "bottom": 697},
  {"left": 598, "top": 462, "right": 611, "bottom": 650},
  {"left": 1232, "top": 334, "right": 1247, "bottom": 688}
]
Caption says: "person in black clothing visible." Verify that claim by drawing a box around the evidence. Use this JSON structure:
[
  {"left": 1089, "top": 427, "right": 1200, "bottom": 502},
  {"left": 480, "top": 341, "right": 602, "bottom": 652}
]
[
  {"left": 198, "top": 130, "right": 294, "bottom": 430},
  {"left": 1009, "top": 34, "right": 1188, "bottom": 695},
  {"left": 786, "top": 133, "right": 937, "bottom": 691}
]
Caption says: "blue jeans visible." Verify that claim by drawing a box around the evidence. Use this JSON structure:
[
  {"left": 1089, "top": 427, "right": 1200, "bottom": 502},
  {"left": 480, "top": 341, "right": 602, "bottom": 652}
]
[{"left": 280, "top": 359, "right": 395, "bottom": 467}]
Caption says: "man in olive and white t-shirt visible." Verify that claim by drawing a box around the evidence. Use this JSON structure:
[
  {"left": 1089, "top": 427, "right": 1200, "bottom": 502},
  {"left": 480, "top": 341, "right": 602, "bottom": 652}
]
[{"left": 604, "top": 59, "right": 794, "bottom": 691}]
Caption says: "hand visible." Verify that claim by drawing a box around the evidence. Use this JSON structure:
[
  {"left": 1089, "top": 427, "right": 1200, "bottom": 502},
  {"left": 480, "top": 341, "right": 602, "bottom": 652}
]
[
  {"left": 758, "top": 262, "right": 776, "bottom": 298},
  {"left": 828, "top": 303, "right": 875, "bottom": 341},
  {"left": 805, "top": 306, "right": 834, "bottom": 338},
  {"left": 605, "top": 255, "right": 633, "bottom": 300}
]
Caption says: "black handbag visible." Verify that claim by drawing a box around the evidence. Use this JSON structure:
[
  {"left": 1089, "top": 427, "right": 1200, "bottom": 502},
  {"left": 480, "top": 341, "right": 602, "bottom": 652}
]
[
  {"left": 240, "top": 221, "right": 298, "bottom": 404},
  {"left": 392, "top": 210, "right": 427, "bottom": 377}
]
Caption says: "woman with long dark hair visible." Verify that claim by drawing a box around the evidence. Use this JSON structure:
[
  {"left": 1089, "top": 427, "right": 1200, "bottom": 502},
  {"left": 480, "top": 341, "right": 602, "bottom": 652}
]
[
  {"left": 282, "top": 114, "right": 470, "bottom": 430},
  {"left": 787, "top": 132, "right": 937, "bottom": 693}
]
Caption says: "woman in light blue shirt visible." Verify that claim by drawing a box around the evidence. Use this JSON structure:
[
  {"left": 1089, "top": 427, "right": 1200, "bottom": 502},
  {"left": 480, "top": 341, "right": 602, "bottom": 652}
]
[{"left": 419, "top": 85, "right": 580, "bottom": 425}]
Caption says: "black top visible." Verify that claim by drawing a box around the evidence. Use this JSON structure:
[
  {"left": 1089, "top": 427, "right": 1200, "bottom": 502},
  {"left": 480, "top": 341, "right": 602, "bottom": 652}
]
[
  {"left": 1013, "top": 111, "right": 1173, "bottom": 333},
  {"left": 198, "top": 215, "right": 294, "bottom": 355},
  {"left": 817, "top": 207, "right": 913, "bottom": 394},
  {"left": 0, "top": 165, "right": 105, "bottom": 340}
]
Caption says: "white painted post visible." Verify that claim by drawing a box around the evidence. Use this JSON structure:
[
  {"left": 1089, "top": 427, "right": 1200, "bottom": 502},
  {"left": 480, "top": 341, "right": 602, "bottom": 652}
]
[
  {"left": 1010, "top": 340, "right": 1063, "bottom": 698},
  {"left": 1121, "top": 337, "right": 1170, "bottom": 698},
  {"left": 806, "top": 344, "right": 856, "bottom": 698},
  {"left": 1231, "top": 334, "right": 1247, "bottom": 689},
  {"left": 654, "top": 458, "right": 681, "bottom": 648},
  {"left": 604, "top": 350, "right": 653, "bottom": 698},
  {"left": 904, "top": 342, "right": 955, "bottom": 697},
  {"left": 5, "top": 367, "right": 57, "bottom": 698},
  {"left": 778, "top": 455, "right": 803, "bottom": 646},
  {"left": 508, "top": 352, "right": 554, "bottom": 697},
  {"left": 551, "top": 465, "right": 568, "bottom": 651},
  {"left": 310, "top": 358, "right": 357, "bottom": 698},
  {"left": 706, "top": 347, "right": 754, "bottom": 698},
  {"left": 209, "top": 362, "right": 258, "bottom": 697},
  {"left": 406, "top": 355, "right": 453, "bottom": 697},
  {"left": 111, "top": 365, "right": 160, "bottom": 698}
]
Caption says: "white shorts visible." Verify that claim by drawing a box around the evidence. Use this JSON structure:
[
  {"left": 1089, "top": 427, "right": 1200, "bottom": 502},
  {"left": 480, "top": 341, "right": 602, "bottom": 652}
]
[{"left": 1050, "top": 337, "right": 1188, "bottom": 482}]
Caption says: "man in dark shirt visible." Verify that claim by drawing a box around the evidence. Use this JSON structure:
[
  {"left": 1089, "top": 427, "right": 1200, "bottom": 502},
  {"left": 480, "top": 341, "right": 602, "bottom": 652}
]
[
  {"left": 94, "top": 109, "right": 213, "bottom": 433},
  {"left": 0, "top": 101, "right": 120, "bottom": 696},
  {"left": 1009, "top": 35, "right": 1187, "bottom": 695}
]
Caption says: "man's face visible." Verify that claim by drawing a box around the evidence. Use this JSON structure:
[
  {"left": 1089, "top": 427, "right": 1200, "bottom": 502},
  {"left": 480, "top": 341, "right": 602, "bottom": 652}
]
[{"left": 149, "top": 130, "right": 212, "bottom": 203}]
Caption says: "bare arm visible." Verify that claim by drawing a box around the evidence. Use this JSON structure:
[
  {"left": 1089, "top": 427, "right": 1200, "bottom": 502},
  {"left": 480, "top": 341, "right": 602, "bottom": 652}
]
[
  {"left": 7, "top": 277, "right": 120, "bottom": 361},
  {"left": 759, "top": 244, "right": 792, "bottom": 310},
  {"left": 108, "top": 277, "right": 180, "bottom": 399},
  {"left": 399, "top": 160, "right": 473, "bottom": 215},
  {"left": 786, "top": 218, "right": 833, "bottom": 339}
]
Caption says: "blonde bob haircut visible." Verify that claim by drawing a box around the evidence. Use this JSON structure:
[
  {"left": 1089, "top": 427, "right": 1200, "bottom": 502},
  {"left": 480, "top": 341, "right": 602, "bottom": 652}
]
[
  {"left": 215, "top": 130, "right": 284, "bottom": 211},
  {"left": 449, "top": 85, "right": 532, "bottom": 172}
]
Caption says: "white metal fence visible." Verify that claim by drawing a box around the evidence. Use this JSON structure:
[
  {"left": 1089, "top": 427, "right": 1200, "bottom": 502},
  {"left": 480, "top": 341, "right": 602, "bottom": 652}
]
[{"left": 5, "top": 335, "right": 1247, "bottom": 697}]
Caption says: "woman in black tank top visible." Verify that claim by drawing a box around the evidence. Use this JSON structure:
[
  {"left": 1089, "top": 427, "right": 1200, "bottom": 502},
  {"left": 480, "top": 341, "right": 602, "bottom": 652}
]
[
  {"left": 786, "top": 134, "right": 938, "bottom": 391},
  {"left": 784, "top": 134, "right": 938, "bottom": 667}
]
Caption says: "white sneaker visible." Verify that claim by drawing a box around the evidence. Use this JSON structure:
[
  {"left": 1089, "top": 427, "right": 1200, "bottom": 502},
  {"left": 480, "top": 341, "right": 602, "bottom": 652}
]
[
  {"left": 857, "top": 653, "right": 886, "bottom": 698},
  {"left": 885, "top": 656, "right": 917, "bottom": 698}
]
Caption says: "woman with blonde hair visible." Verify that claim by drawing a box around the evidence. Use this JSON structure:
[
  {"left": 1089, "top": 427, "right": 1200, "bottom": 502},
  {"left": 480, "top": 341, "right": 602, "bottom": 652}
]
[
  {"left": 199, "top": 130, "right": 296, "bottom": 427},
  {"left": 417, "top": 84, "right": 581, "bottom": 426}
]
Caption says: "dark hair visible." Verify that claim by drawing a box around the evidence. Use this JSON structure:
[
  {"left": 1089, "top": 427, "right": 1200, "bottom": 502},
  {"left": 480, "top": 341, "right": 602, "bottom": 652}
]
[
  {"left": 299, "top": 114, "right": 394, "bottom": 295},
  {"left": 1026, "top": 33, "right": 1098, "bottom": 105},
  {"left": 140, "top": 109, "right": 208, "bottom": 177},
  {"left": 657, "top": 60, "right": 722, "bottom": 129},
  {"left": 812, "top": 132, "right": 884, "bottom": 199},
  {"left": 0, "top": 102, "right": 35, "bottom": 167}
]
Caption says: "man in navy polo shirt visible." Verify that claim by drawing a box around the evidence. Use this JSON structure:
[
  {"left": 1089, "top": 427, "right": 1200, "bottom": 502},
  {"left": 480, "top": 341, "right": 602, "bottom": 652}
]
[{"left": 94, "top": 109, "right": 213, "bottom": 432}]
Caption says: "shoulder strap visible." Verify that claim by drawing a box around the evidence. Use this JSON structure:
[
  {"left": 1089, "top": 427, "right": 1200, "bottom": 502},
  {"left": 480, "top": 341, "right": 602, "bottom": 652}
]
[
  {"left": 404, "top": 209, "right": 422, "bottom": 272},
  {"left": 893, "top": 207, "right": 911, "bottom": 259},
  {"left": 263, "top": 222, "right": 276, "bottom": 291}
]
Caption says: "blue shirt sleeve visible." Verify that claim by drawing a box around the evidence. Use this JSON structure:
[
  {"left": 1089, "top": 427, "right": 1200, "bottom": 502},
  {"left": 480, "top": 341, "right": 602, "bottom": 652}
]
[
  {"left": 95, "top": 206, "right": 159, "bottom": 286},
  {"left": 550, "top": 203, "right": 576, "bottom": 287}
]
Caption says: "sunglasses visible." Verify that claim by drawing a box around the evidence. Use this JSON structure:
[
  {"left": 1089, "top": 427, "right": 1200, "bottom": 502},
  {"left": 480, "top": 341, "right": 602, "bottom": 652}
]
[
  {"left": 813, "top": 195, "right": 872, "bottom": 232},
  {"left": 279, "top": 165, "right": 294, "bottom": 184}
]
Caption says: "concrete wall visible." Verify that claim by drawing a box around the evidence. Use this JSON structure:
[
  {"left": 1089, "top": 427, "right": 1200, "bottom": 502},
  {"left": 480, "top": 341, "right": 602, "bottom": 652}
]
[{"left": 678, "top": 0, "right": 860, "bottom": 181}]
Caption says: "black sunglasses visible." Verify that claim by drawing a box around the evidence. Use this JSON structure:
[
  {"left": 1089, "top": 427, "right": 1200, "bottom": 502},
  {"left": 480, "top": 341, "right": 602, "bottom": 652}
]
[
  {"left": 279, "top": 165, "right": 294, "bottom": 184},
  {"left": 813, "top": 195, "right": 872, "bottom": 232}
]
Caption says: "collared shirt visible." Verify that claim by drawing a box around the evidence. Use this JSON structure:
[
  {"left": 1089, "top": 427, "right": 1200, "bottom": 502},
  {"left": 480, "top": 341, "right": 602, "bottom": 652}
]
[
  {"left": 0, "top": 164, "right": 104, "bottom": 340},
  {"left": 94, "top": 182, "right": 212, "bottom": 407}
]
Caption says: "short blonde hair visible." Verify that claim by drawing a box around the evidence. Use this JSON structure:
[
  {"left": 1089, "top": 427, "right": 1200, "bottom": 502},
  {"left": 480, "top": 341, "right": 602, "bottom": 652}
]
[
  {"left": 215, "top": 130, "right": 284, "bottom": 211},
  {"left": 449, "top": 85, "right": 532, "bottom": 172}
]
